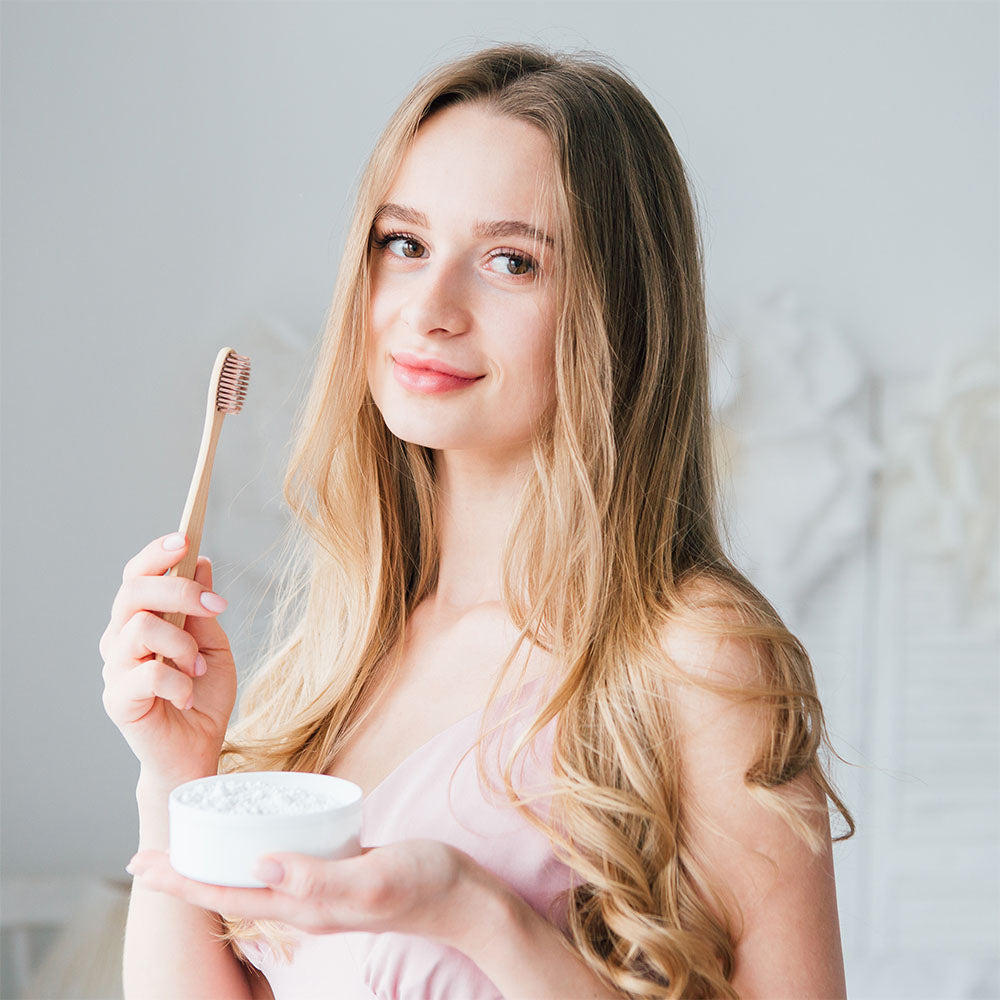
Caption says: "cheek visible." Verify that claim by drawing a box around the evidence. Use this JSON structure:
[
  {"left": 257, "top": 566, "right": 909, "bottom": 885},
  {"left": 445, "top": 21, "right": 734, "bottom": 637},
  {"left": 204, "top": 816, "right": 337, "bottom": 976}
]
[
  {"left": 368, "top": 286, "right": 393, "bottom": 349},
  {"left": 366, "top": 286, "right": 398, "bottom": 383},
  {"left": 499, "top": 313, "right": 557, "bottom": 415},
  {"left": 527, "top": 301, "right": 558, "bottom": 391},
  {"left": 526, "top": 339, "right": 556, "bottom": 399}
]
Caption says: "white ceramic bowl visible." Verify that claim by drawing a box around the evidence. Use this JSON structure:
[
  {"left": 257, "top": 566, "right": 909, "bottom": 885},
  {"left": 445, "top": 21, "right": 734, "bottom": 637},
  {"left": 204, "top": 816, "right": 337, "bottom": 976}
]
[{"left": 169, "top": 771, "right": 363, "bottom": 887}]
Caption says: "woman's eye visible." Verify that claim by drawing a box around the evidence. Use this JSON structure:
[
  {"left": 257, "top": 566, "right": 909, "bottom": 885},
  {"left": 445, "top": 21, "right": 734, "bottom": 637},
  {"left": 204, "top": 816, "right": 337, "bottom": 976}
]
[
  {"left": 372, "top": 232, "right": 426, "bottom": 259},
  {"left": 371, "top": 230, "right": 537, "bottom": 278},
  {"left": 486, "top": 250, "right": 537, "bottom": 277}
]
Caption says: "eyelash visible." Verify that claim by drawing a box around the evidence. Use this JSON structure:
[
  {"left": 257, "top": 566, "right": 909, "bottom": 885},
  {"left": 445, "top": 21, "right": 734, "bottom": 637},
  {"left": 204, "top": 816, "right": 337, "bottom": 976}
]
[{"left": 370, "top": 230, "right": 540, "bottom": 278}]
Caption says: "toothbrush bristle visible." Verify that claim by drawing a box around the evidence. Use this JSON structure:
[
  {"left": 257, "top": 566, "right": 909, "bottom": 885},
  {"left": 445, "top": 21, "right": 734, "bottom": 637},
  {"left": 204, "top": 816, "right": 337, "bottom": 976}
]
[{"left": 217, "top": 351, "right": 251, "bottom": 413}]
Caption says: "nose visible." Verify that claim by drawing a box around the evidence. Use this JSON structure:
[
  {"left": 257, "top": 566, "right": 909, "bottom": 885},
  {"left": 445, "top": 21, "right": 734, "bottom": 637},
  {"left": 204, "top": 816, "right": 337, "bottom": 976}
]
[{"left": 398, "top": 255, "right": 473, "bottom": 338}]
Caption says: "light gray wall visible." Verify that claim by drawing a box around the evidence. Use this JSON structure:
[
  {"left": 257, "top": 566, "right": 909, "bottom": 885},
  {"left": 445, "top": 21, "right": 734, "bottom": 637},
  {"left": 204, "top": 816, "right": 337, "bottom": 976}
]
[{"left": 2, "top": 1, "right": 997, "bottom": 997}]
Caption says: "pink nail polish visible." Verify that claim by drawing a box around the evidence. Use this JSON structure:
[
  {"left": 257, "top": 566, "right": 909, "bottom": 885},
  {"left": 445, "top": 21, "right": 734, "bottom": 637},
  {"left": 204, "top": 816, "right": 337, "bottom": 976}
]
[{"left": 200, "top": 591, "right": 227, "bottom": 613}]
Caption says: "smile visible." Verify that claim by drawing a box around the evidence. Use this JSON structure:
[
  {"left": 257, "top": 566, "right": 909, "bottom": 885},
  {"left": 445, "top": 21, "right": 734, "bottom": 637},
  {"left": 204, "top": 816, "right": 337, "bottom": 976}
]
[
  {"left": 392, "top": 360, "right": 484, "bottom": 394},
  {"left": 390, "top": 354, "right": 485, "bottom": 395}
]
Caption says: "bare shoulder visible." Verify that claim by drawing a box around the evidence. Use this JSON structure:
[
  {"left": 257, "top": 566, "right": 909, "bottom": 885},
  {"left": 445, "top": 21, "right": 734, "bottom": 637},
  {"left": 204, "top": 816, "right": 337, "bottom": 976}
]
[
  {"left": 654, "top": 577, "right": 848, "bottom": 1000},
  {"left": 654, "top": 576, "right": 775, "bottom": 833},
  {"left": 656, "top": 574, "right": 762, "bottom": 684}
]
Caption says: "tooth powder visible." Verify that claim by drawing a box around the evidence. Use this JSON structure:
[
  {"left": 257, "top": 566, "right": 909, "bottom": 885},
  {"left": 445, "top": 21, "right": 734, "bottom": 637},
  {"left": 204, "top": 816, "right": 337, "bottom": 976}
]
[{"left": 174, "top": 777, "right": 336, "bottom": 816}]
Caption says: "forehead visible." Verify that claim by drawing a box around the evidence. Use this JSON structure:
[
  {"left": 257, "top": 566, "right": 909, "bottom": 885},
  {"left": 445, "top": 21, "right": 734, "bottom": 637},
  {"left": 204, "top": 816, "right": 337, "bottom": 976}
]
[{"left": 384, "top": 103, "right": 557, "bottom": 226}]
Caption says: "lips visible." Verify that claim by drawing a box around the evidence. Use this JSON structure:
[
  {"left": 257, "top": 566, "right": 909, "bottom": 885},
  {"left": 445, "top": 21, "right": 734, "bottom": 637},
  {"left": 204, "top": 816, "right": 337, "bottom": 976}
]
[{"left": 391, "top": 351, "right": 483, "bottom": 381}]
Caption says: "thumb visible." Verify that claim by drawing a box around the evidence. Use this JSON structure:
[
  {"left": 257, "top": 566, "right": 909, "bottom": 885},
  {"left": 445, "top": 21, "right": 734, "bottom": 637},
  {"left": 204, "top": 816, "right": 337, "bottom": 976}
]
[
  {"left": 186, "top": 557, "right": 226, "bottom": 648},
  {"left": 255, "top": 850, "right": 371, "bottom": 898},
  {"left": 192, "top": 555, "right": 213, "bottom": 592},
  {"left": 253, "top": 857, "right": 288, "bottom": 888},
  {"left": 253, "top": 855, "right": 325, "bottom": 899}
]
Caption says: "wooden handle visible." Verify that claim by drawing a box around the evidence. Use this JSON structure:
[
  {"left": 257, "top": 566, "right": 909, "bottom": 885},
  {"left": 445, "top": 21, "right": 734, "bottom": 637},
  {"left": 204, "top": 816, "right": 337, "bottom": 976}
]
[
  {"left": 155, "top": 348, "right": 234, "bottom": 658},
  {"left": 159, "top": 407, "right": 225, "bottom": 633}
]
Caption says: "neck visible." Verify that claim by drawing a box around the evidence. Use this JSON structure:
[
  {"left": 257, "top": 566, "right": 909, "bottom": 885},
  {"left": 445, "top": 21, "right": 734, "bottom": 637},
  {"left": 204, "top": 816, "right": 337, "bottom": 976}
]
[{"left": 428, "top": 445, "right": 532, "bottom": 614}]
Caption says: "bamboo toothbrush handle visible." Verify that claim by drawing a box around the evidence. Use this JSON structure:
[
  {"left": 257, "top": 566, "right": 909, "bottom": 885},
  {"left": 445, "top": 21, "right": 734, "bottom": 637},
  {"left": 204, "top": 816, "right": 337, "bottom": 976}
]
[
  {"left": 160, "top": 406, "right": 227, "bottom": 631},
  {"left": 152, "top": 346, "right": 249, "bottom": 657}
]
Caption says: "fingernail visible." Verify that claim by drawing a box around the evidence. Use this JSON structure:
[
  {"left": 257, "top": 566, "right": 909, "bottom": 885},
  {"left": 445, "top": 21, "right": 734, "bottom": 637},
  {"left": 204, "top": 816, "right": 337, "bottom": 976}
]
[
  {"left": 200, "top": 591, "right": 227, "bottom": 612},
  {"left": 125, "top": 862, "right": 136, "bottom": 876},
  {"left": 194, "top": 653, "right": 207, "bottom": 677},
  {"left": 254, "top": 858, "right": 284, "bottom": 885},
  {"left": 184, "top": 693, "right": 194, "bottom": 711},
  {"left": 163, "top": 533, "right": 186, "bottom": 551}
]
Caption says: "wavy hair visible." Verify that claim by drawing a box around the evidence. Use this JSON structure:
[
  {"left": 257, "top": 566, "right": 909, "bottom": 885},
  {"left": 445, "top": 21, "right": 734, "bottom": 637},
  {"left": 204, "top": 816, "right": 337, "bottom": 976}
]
[{"left": 219, "top": 43, "right": 855, "bottom": 998}]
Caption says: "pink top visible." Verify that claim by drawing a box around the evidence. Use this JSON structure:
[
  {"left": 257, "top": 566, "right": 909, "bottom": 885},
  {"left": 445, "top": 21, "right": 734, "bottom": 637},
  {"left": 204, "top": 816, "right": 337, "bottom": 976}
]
[{"left": 240, "top": 677, "right": 582, "bottom": 999}]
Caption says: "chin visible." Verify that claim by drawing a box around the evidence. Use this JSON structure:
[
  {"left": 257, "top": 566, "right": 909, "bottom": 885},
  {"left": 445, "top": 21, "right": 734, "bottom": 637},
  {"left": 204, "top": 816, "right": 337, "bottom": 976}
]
[{"left": 379, "top": 411, "right": 478, "bottom": 451}]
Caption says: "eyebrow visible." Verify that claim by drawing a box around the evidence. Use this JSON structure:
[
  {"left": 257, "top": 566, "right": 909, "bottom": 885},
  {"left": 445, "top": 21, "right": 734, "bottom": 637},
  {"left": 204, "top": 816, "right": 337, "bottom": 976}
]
[{"left": 372, "top": 202, "right": 555, "bottom": 248}]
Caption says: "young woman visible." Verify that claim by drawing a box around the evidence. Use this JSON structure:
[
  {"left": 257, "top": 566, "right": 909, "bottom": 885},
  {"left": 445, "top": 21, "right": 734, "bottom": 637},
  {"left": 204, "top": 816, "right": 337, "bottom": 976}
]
[{"left": 101, "top": 43, "right": 854, "bottom": 999}]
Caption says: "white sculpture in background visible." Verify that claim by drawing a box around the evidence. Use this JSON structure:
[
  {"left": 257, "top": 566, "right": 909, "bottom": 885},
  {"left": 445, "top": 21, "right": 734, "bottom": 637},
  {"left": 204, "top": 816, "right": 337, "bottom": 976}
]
[
  {"left": 879, "top": 335, "right": 999, "bottom": 629},
  {"left": 709, "top": 288, "right": 883, "bottom": 623}
]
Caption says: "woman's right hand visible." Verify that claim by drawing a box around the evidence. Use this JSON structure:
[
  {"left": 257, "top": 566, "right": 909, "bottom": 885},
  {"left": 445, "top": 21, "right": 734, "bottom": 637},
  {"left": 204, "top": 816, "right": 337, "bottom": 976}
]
[{"left": 100, "top": 533, "right": 239, "bottom": 793}]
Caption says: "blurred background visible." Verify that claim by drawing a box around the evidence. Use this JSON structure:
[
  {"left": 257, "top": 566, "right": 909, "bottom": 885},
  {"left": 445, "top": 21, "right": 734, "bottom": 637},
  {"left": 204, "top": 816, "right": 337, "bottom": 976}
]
[{"left": 2, "top": 1, "right": 997, "bottom": 997}]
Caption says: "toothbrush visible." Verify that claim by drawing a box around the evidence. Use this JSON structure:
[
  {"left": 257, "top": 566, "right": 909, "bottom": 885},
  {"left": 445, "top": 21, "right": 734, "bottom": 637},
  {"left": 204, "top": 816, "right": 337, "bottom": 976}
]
[{"left": 154, "top": 347, "right": 250, "bottom": 666}]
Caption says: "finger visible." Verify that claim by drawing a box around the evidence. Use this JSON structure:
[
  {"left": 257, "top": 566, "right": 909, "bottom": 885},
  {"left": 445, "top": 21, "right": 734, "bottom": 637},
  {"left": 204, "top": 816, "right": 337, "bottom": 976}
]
[
  {"left": 106, "top": 657, "right": 195, "bottom": 718},
  {"left": 122, "top": 533, "right": 191, "bottom": 584},
  {"left": 109, "top": 574, "right": 227, "bottom": 637},
  {"left": 126, "top": 849, "right": 164, "bottom": 875},
  {"left": 184, "top": 557, "right": 234, "bottom": 650},
  {"left": 129, "top": 853, "right": 284, "bottom": 917},
  {"left": 112, "top": 611, "right": 204, "bottom": 678},
  {"left": 256, "top": 851, "right": 378, "bottom": 903},
  {"left": 100, "top": 536, "right": 193, "bottom": 660},
  {"left": 193, "top": 556, "right": 213, "bottom": 593}
]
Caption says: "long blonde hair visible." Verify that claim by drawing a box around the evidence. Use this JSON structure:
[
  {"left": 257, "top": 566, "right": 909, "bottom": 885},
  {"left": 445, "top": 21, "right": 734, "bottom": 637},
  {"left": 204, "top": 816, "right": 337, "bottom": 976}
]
[{"left": 221, "top": 43, "right": 855, "bottom": 998}]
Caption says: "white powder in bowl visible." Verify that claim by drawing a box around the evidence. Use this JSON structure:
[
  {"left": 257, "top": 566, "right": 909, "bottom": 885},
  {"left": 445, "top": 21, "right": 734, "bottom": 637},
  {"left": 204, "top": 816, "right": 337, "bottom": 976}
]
[{"left": 174, "top": 778, "right": 335, "bottom": 816}]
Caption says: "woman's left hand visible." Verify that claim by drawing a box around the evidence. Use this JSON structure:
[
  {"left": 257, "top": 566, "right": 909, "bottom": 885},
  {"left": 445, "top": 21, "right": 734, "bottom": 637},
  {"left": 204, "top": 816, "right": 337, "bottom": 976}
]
[{"left": 126, "top": 839, "right": 488, "bottom": 948}]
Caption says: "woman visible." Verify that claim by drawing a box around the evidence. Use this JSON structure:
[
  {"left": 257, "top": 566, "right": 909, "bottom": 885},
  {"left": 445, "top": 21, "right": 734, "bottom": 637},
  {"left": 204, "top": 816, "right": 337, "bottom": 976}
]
[{"left": 102, "top": 43, "right": 854, "bottom": 999}]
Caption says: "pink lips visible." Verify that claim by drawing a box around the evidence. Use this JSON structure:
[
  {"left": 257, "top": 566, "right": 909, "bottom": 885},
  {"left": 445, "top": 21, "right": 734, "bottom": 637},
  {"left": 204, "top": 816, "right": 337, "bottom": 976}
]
[{"left": 391, "top": 352, "right": 485, "bottom": 395}]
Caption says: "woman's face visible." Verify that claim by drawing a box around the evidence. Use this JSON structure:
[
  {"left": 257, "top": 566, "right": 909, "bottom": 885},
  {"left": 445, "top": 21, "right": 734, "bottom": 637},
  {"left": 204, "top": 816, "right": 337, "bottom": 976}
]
[{"left": 366, "top": 102, "right": 559, "bottom": 460}]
